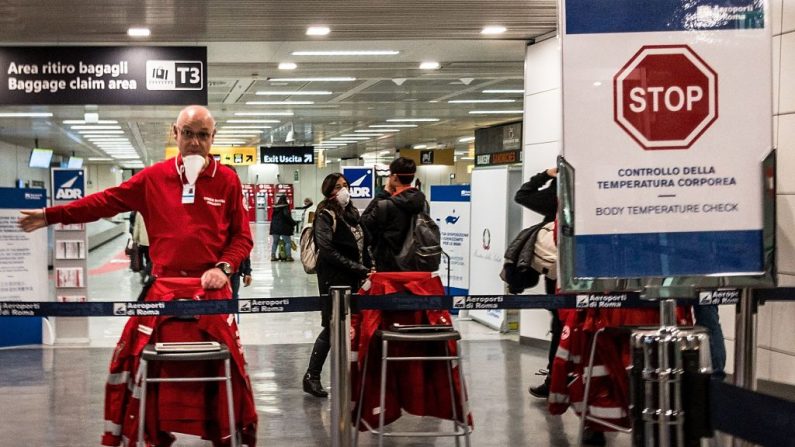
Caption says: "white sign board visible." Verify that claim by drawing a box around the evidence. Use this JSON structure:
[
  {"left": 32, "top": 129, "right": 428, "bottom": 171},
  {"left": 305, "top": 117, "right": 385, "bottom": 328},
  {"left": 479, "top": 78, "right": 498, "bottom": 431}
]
[
  {"left": 468, "top": 168, "right": 521, "bottom": 332},
  {"left": 561, "top": 0, "right": 771, "bottom": 278},
  {"left": 430, "top": 185, "right": 471, "bottom": 294}
]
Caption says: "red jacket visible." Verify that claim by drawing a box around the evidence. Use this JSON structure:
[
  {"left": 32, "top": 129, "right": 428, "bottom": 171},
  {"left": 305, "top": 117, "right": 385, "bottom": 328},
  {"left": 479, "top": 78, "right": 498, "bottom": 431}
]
[
  {"left": 549, "top": 307, "right": 691, "bottom": 431},
  {"left": 351, "top": 272, "right": 473, "bottom": 430},
  {"left": 101, "top": 278, "right": 257, "bottom": 447},
  {"left": 45, "top": 155, "right": 252, "bottom": 274}
]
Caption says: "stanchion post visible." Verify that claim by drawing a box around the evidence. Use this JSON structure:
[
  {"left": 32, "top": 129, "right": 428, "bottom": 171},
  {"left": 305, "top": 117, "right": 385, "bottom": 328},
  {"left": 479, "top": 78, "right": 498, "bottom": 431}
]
[
  {"left": 732, "top": 288, "right": 757, "bottom": 447},
  {"left": 330, "top": 286, "right": 352, "bottom": 447}
]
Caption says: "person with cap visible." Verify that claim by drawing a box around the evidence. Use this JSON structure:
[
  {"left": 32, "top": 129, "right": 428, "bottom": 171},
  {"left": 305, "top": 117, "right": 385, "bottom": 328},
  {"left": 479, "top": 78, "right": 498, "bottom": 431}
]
[
  {"left": 360, "top": 157, "right": 426, "bottom": 272},
  {"left": 303, "top": 172, "right": 371, "bottom": 397}
]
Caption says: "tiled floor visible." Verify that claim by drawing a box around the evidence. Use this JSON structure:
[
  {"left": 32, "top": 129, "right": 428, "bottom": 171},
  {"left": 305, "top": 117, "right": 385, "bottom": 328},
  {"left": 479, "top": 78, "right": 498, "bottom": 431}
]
[{"left": 4, "top": 224, "right": 633, "bottom": 446}]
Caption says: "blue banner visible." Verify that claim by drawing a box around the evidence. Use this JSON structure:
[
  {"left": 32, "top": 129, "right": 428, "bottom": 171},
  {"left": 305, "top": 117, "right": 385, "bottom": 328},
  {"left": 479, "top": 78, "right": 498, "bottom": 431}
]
[{"left": 566, "top": 0, "right": 764, "bottom": 35}]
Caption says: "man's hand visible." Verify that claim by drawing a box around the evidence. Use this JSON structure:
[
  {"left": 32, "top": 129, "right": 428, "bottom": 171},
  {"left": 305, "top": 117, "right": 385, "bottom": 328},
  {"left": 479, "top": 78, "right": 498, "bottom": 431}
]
[
  {"left": 546, "top": 167, "right": 558, "bottom": 177},
  {"left": 243, "top": 274, "right": 252, "bottom": 287},
  {"left": 201, "top": 267, "right": 229, "bottom": 290},
  {"left": 18, "top": 209, "right": 47, "bottom": 232}
]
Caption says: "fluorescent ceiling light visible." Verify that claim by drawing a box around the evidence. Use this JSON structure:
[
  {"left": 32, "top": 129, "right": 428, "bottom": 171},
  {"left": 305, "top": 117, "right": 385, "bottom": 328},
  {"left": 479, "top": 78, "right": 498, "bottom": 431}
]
[
  {"left": 345, "top": 133, "right": 384, "bottom": 137},
  {"left": 83, "top": 112, "right": 100, "bottom": 123},
  {"left": 413, "top": 144, "right": 428, "bottom": 149},
  {"left": 227, "top": 119, "right": 281, "bottom": 123},
  {"left": 386, "top": 118, "right": 439, "bottom": 122},
  {"left": 370, "top": 124, "right": 417, "bottom": 128},
  {"left": 234, "top": 112, "right": 294, "bottom": 116},
  {"left": 245, "top": 100, "right": 314, "bottom": 105},
  {"left": 468, "top": 110, "right": 524, "bottom": 114},
  {"left": 79, "top": 130, "right": 125, "bottom": 134},
  {"left": 482, "top": 89, "right": 524, "bottom": 94},
  {"left": 87, "top": 157, "right": 113, "bottom": 161},
  {"left": 269, "top": 77, "right": 356, "bottom": 82},
  {"left": 481, "top": 25, "right": 507, "bottom": 35},
  {"left": 87, "top": 137, "right": 130, "bottom": 141},
  {"left": 357, "top": 129, "right": 398, "bottom": 133},
  {"left": 306, "top": 26, "right": 330, "bottom": 36},
  {"left": 70, "top": 125, "right": 122, "bottom": 130},
  {"left": 459, "top": 136, "right": 476, "bottom": 143},
  {"left": 326, "top": 140, "right": 357, "bottom": 143},
  {"left": 291, "top": 50, "right": 399, "bottom": 56},
  {"left": 448, "top": 99, "right": 516, "bottom": 104},
  {"left": 0, "top": 112, "right": 52, "bottom": 117},
  {"left": 278, "top": 62, "right": 297, "bottom": 70},
  {"left": 331, "top": 137, "right": 369, "bottom": 141},
  {"left": 339, "top": 134, "right": 377, "bottom": 138},
  {"left": 127, "top": 27, "right": 150, "bottom": 37},
  {"left": 256, "top": 90, "right": 332, "bottom": 96},
  {"left": 64, "top": 120, "right": 118, "bottom": 124},
  {"left": 419, "top": 61, "right": 440, "bottom": 70},
  {"left": 221, "top": 126, "right": 272, "bottom": 129}
]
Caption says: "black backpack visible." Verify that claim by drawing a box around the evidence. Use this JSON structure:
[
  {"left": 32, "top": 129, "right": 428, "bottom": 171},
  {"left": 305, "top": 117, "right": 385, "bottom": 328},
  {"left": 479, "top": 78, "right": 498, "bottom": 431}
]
[{"left": 379, "top": 199, "right": 442, "bottom": 272}]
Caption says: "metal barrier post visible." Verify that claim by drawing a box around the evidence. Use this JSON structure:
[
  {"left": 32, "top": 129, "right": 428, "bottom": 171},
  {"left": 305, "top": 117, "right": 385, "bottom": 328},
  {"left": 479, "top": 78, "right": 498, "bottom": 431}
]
[
  {"left": 732, "top": 288, "right": 757, "bottom": 447},
  {"left": 330, "top": 286, "right": 352, "bottom": 447}
]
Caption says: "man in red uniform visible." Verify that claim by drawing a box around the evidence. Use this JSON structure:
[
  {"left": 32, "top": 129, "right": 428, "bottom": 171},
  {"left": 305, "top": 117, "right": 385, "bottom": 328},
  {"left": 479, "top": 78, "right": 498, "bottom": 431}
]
[{"left": 18, "top": 105, "right": 253, "bottom": 286}]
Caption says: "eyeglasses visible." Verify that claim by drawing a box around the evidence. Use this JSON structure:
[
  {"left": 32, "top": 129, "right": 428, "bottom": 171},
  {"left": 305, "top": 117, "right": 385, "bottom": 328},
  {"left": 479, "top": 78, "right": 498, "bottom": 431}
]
[{"left": 179, "top": 128, "right": 213, "bottom": 141}]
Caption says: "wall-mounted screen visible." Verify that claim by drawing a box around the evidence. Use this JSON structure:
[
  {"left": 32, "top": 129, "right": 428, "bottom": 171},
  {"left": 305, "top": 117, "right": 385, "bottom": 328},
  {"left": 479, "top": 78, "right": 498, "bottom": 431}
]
[
  {"left": 66, "top": 157, "right": 83, "bottom": 169},
  {"left": 29, "top": 148, "right": 53, "bottom": 168}
]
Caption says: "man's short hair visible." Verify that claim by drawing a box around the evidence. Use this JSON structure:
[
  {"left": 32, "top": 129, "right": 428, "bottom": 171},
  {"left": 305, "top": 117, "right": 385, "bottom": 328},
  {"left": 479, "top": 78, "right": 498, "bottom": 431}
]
[{"left": 390, "top": 157, "right": 416, "bottom": 185}]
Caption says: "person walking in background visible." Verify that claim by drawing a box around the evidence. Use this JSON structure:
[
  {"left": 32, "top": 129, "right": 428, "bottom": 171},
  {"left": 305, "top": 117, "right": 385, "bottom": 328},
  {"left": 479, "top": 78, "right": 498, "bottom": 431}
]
[
  {"left": 303, "top": 173, "right": 372, "bottom": 397},
  {"left": 270, "top": 194, "right": 296, "bottom": 262},
  {"left": 133, "top": 211, "right": 152, "bottom": 284}
]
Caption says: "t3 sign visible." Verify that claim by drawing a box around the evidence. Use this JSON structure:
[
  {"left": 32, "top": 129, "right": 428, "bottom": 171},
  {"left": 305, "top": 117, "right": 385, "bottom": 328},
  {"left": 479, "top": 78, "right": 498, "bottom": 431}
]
[{"left": 614, "top": 45, "right": 718, "bottom": 150}]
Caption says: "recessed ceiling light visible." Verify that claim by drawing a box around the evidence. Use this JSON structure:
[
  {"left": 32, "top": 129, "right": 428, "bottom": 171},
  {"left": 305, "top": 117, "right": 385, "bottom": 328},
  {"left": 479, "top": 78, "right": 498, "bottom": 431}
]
[
  {"left": 386, "top": 118, "right": 439, "bottom": 122},
  {"left": 269, "top": 77, "right": 356, "bottom": 82},
  {"left": 306, "top": 26, "right": 331, "bottom": 36},
  {"left": 278, "top": 62, "right": 298, "bottom": 70},
  {"left": 468, "top": 110, "right": 524, "bottom": 114},
  {"left": 87, "top": 157, "right": 113, "bottom": 161},
  {"left": 70, "top": 125, "right": 122, "bottom": 130},
  {"left": 227, "top": 119, "right": 281, "bottom": 123},
  {"left": 419, "top": 61, "right": 440, "bottom": 70},
  {"left": 356, "top": 129, "right": 397, "bottom": 133},
  {"left": 245, "top": 101, "right": 314, "bottom": 105},
  {"left": 482, "top": 89, "right": 524, "bottom": 94},
  {"left": 291, "top": 50, "right": 399, "bottom": 56},
  {"left": 459, "top": 136, "right": 476, "bottom": 143},
  {"left": 234, "top": 112, "right": 294, "bottom": 116},
  {"left": 127, "top": 27, "right": 150, "bottom": 37},
  {"left": 221, "top": 126, "right": 272, "bottom": 129},
  {"left": 0, "top": 112, "right": 52, "bottom": 118},
  {"left": 370, "top": 124, "right": 417, "bottom": 128},
  {"left": 78, "top": 130, "right": 125, "bottom": 134},
  {"left": 331, "top": 137, "right": 369, "bottom": 141},
  {"left": 63, "top": 120, "right": 118, "bottom": 124},
  {"left": 448, "top": 99, "right": 516, "bottom": 104},
  {"left": 255, "top": 91, "right": 332, "bottom": 96},
  {"left": 342, "top": 133, "right": 383, "bottom": 137},
  {"left": 481, "top": 25, "right": 507, "bottom": 35},
  {"left": 413, "top": 144, "right": 428, "bottom": 149}
]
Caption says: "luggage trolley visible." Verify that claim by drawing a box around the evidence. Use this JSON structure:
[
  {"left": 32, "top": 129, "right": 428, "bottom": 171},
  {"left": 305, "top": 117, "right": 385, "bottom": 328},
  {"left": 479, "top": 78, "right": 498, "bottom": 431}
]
[
  {"left": 136, "top": 342, "right": 239, "bottom": 447},
  {"left": 354, "top": 323, "right": 472, "bottom": 447}
]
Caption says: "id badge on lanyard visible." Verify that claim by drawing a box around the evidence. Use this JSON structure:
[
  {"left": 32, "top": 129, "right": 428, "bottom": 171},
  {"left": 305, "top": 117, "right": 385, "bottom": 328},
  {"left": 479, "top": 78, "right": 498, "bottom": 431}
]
[{"left": 182, "top": 184, "right": 195, "bottom": 204}]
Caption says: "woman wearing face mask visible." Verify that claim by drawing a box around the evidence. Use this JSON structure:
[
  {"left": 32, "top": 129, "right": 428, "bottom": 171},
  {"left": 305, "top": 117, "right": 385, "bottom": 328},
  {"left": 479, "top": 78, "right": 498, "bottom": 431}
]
[{"left": 303, "top": 172, "right": 372, "bottom": 397}]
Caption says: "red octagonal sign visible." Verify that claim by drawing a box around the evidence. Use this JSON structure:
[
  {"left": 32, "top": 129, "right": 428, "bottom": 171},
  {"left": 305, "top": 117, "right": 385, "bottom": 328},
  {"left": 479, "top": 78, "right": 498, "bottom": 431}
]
[{"left": 614, "top": 45, "right": 718, "bottom": 150}]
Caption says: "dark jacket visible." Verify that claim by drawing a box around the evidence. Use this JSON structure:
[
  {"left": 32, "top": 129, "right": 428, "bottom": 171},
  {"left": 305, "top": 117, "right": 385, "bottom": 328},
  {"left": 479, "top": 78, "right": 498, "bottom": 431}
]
[
  {"left": 515, "top": 170, "right": 557, "bottom": 222},
  {"left": 269, "top": 204, "right": 296, "bottom": 235},
  {"left": 315, "top": 202, "right": 370, "bottom": 326},
  {"left": 360, "top": 187, "right": 426, "bottom": 272},
  {"left": 236, "top": 257, "right": 252, "bottom": 276}
]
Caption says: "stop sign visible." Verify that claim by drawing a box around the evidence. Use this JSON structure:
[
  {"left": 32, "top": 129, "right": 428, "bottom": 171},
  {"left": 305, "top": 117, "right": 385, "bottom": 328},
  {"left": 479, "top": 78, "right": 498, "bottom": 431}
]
[{"left": 613, "top": 45, "right": 718, "bottom": 150}]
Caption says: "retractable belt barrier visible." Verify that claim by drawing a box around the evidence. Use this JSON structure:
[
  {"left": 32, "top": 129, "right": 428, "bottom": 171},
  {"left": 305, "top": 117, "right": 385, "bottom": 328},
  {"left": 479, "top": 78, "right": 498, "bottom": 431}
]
[
  {"left": 3, "top": 288, "right": 795, "bottom": 318},
  {"left": 710, "top": 380, "right": 795, "bottom": 447}
]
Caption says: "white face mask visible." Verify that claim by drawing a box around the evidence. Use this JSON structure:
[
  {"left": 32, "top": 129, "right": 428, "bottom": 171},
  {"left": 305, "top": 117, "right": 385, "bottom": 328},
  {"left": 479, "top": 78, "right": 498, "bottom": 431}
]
[
  {"left": 182, "top": 154, "right": 205, "bottom": 185},
  {"left": 335, "top": 187, "right": 351, "bottom": 207}
]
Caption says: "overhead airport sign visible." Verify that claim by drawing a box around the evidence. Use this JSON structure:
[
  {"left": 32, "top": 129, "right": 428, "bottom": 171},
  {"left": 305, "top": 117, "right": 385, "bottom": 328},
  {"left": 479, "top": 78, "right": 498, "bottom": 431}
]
[
  {"left": 474, "top": 121, "right": 522, "bottom": 166},
  {"left": 0, "top": 46, "right": 207, "bottom": 105},
  {"left": 259, "top": 146, "right": 314, "bottom": 164},
  {"left": 166, "top": 146, "right": 257, "bottom": 166},
  {"left": 561, "top": 0, "right": 770, "bottom": 278}
]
